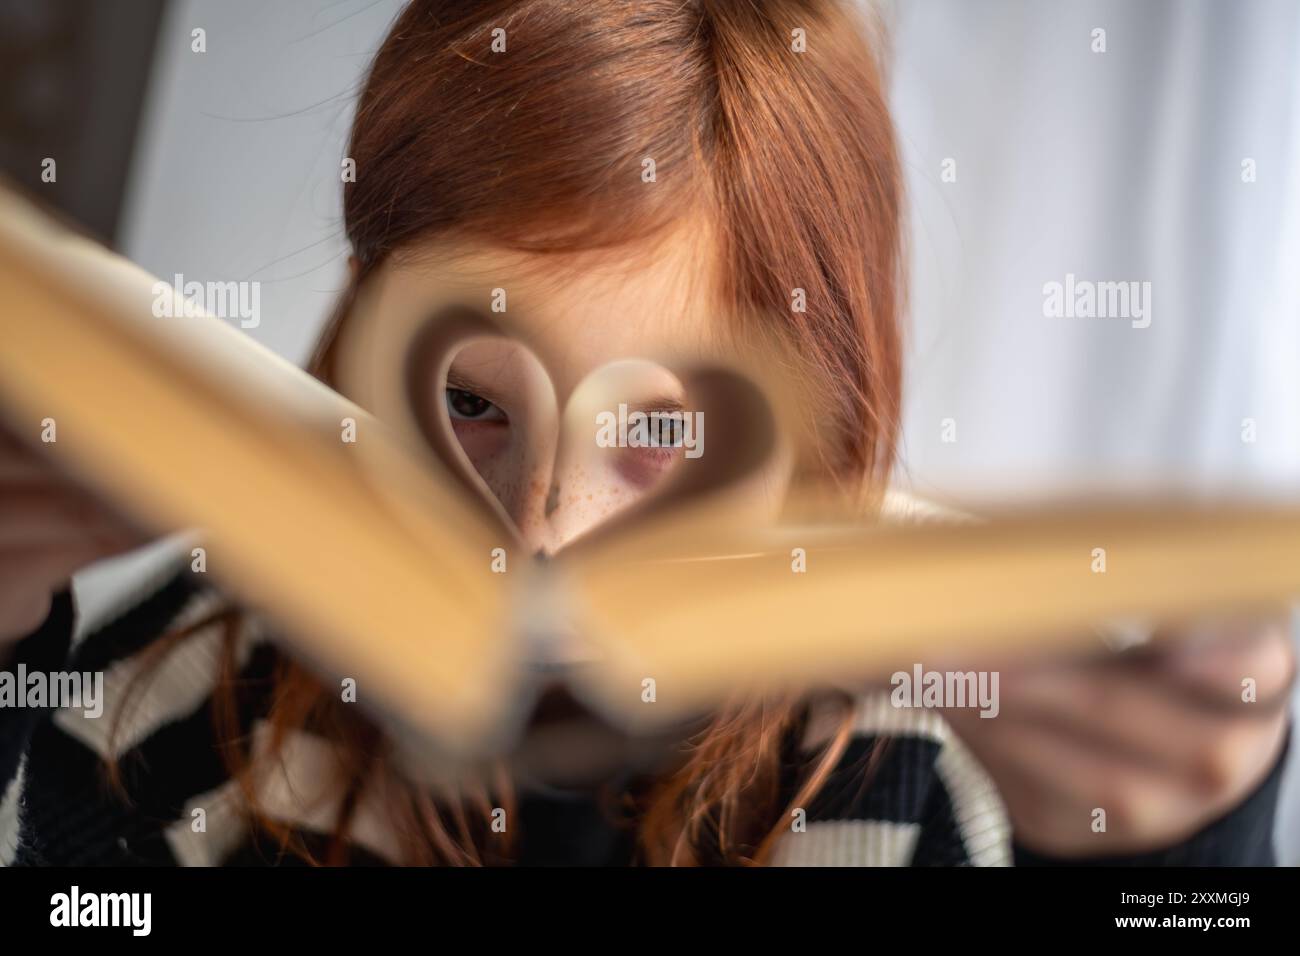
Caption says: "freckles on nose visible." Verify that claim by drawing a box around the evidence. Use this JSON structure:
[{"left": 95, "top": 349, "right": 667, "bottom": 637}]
[
  {"left": 511, "top": 476, "right": 556, "bottom": 549},
  {"left": 487, "top": 460, "right": 647, "bottom": 554},
  {"left": 540, "top": 465, "right": 643, "bottom": 548}
]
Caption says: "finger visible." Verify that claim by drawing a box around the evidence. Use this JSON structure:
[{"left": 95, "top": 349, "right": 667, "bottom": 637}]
[
  {"left": 0, "top": 486, "right": 135, "bottom": 546},
  {"left": 0, "top": 450, "right": 58, "bottom": 481},
  {"left": 0, "top": 538, "right": 131, "bottom": 585},
  {"left": 1146, "top": 616, "right": 1296, "bottom": 708},
  {"left": 0, "top": 422, "right": 57, "bottom": 464},
  {"left": 926, "top": 627, "right": 1109, "bottom": 677},
  {"left": 0, "top": 421, "right": 31, "bottom": 451},
  {"left": 0, "top": 545, "right": 126, "bottom": 640},
  {"left": 0, "top": 475, "right": 147, "bottom": 543},
  {"left": 952, "top": 714, "right": 1229, "bottom": 857},
  {"left": 0, "top": 448, "right": 110, "bottom": 491},
  {"left": 958, "top": 656, "right": 1289, "bottom": 792},
  {"left": 0, "top": 425, "right": 113, "bottom": 491}
]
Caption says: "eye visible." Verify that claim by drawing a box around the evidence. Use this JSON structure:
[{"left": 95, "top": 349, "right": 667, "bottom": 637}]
[
  {"left": 655, "top": 416, "right": 683, "bottom": 447},
  {"left": 445, "top": 387, "right": 506, "bottom": 423}
]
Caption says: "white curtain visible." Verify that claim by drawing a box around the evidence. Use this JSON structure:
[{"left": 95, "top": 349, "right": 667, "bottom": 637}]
[{"left": 887, "top": 0, "right": 1300, "bottom": 860}]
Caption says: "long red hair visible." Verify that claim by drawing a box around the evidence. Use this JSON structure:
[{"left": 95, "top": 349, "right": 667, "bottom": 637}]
[{"left": 125, "top": 0, "right": 904, "bottom": 866}]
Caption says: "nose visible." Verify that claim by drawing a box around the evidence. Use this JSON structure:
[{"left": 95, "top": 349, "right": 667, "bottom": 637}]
[{"left": 505, "top": 451, "right": 642, "bottom": 556}]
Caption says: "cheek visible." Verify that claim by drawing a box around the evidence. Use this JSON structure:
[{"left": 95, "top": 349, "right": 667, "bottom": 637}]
[
  {"left": 450, "top": 420, "right": 510, "bottom": 466},
  {"left": 612, "top": 445, "right": 682, "bottom": 490},
  {"left": 541, "top": 449, "right": 679, "bottom": 544},
  {"left": 452, "top": 421, "right": 539, "bottom": 519},
  {"left": 543, "top": 461, "right": 632, "bottom": 540}
]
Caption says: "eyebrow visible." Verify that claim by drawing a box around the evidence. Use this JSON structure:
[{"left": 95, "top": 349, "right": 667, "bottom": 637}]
[
  {"left": 443, "top": 367, "right": 510, "bottom": 409},
  {"left": 627, "top": 394, "right": 686, "bottom": 415}
]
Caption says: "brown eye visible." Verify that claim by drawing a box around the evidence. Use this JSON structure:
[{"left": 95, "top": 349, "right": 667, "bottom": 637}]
[{"left": 445, "top": 387, "right": 506, "bottom": 422}]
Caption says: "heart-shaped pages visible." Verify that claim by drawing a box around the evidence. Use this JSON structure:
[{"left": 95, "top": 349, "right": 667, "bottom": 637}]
[{"left": 4, "top": 183, "right": 1300, "bottom": 767}]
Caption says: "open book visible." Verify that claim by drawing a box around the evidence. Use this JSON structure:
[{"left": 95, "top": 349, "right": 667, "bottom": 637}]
[{"left": 1, "top": 183, "right": 1298, "bottom": 758}]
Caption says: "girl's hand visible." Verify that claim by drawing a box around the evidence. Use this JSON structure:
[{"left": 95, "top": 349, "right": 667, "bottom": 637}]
[
  {"left": 0, "top": 423, "right": 144, "bottom": 648},
  {"left": 940, "top": 618, "right": 1295, "bottom": 857}
]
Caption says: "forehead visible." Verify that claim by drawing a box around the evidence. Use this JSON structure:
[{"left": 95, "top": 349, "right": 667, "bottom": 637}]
[{"left": 381, "top": 228, "right": 725, "bottom": 396}]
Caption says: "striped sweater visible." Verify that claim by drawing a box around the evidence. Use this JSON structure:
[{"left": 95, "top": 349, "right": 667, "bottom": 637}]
[{"left": 0, "top": 563, "right": 1286, "bottom": 866}]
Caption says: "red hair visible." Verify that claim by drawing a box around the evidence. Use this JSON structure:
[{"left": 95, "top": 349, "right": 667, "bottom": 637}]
[{"left": 129, "top": 0, "right": 904, "bottom": 865}]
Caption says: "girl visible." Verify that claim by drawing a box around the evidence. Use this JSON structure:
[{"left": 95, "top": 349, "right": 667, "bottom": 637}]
[{"left": 0, "top": 0, "right": 1292, "bottom": 866}]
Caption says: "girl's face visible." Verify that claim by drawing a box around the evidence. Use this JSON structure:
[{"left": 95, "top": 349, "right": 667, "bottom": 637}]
[{"left": 375, "top": 229, "right": 789, "bottom": 555}]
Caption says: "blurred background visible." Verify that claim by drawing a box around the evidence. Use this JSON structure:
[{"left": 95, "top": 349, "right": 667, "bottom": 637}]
[{"left": 1, "top": 0, "right": 1297, "bottom": 860}]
